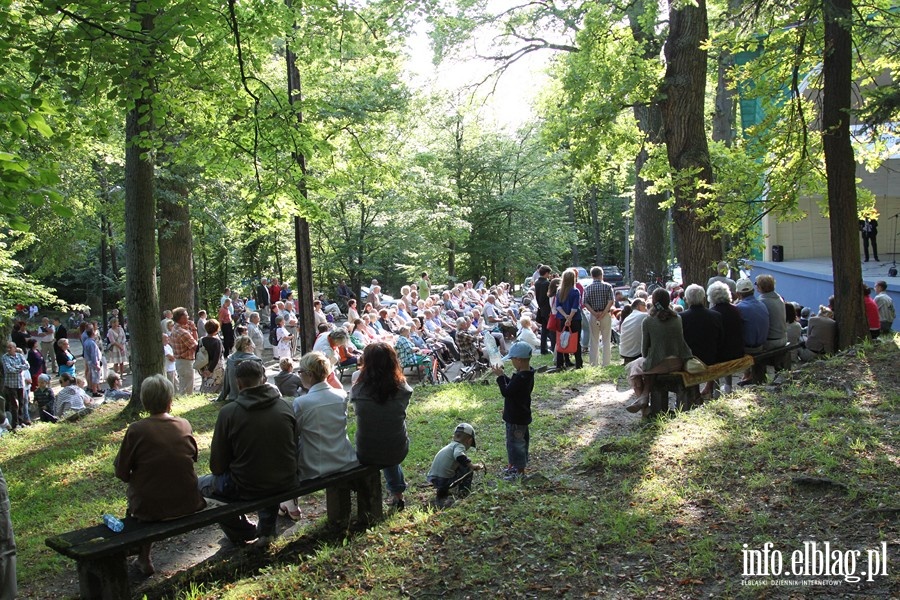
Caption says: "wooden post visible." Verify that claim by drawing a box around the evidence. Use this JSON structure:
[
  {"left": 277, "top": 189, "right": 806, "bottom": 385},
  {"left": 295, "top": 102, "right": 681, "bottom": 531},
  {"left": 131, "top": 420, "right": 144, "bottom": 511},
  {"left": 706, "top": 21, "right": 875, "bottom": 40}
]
[
  {"left": 77, "top": 555, "right": 129, "bottom": 600},
  {"left": 325, "top": 484, "right": 352, "bottom": 527}
]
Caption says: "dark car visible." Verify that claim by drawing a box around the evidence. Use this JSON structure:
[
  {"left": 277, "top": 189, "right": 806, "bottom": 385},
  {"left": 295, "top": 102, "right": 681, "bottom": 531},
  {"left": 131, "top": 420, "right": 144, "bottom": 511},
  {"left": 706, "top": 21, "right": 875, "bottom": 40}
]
[{"left": 601, "top": 266, "right": 625, "bottom": 286}]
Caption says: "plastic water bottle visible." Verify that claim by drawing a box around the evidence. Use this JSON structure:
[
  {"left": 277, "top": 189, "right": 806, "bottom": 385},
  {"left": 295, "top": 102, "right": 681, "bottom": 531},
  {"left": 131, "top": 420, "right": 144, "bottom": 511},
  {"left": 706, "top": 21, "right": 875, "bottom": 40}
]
[{"left": 102, "top": 514, "right": 124, "bottom": 533}]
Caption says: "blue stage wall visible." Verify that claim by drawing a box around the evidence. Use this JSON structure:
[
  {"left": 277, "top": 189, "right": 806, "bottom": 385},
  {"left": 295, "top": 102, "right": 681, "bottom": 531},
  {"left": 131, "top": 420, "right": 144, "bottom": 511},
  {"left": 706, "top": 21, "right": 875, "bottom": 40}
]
[{"left": 749, "top": 261, "right": 898, "bottom": 331}]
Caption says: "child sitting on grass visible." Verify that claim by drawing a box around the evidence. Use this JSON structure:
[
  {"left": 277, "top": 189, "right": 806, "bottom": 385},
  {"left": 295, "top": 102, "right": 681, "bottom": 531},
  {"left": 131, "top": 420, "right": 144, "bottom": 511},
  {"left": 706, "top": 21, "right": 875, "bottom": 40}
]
[
  {"left": 274, "top": 357, "right": 303, "bottom": 397},
  {"left": 426, "top": 423, "right": 483, "bottom": 508},
  {"left": 34, "top": 373, "right": 57, "bottom": 423},
  {"left": 491, "top": 341, "right": 535, "bottom": 480},
  {"left": 54, "top": 374, "right": 98, "bottom": 420},
  {"left": 105, "top": 373, "right": 132, "bottom": 402}
]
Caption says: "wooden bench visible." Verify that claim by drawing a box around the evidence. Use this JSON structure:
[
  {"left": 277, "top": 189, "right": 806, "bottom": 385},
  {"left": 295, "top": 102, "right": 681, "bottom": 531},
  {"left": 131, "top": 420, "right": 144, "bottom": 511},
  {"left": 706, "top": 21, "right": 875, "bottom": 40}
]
[
  {"left": 645, "top": 344, "right": 800, "bottom": 416},
  {"left": 46, "top": 464, "right": 383, "bottom": 600},
  {"left": 749, "top": 343, "right": 801, "bottom": 384},
  {"left": 648, "top": 356, "right": 754, "bottom": 416}
]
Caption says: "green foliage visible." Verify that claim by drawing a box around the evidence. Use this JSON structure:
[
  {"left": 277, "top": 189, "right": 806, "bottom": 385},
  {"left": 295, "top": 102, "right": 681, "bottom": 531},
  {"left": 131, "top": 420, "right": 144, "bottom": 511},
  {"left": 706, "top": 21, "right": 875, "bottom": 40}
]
[{"left": 0, "top": 236, "right": 64, "bottom": 336}]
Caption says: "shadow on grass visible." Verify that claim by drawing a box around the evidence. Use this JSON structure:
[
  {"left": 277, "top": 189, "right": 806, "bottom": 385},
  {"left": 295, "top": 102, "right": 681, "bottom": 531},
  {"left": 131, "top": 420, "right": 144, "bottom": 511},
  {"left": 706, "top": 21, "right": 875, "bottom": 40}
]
[{"left": 574, "top": 339, "right": 899, "bottom": 597}]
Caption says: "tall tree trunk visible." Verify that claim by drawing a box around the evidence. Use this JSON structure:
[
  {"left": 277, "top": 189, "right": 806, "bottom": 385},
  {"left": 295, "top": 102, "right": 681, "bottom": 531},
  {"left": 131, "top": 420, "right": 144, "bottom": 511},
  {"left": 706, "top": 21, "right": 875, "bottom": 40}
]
[
  {"left": 448, "top": 239, "right": 456, "bottom": 277},
  {"left": 123, "top": 4, "right": 163, "bottom": 414},
  {"left": 632, "top": 104, "right": 668, "bottom": 281},
  {"left": 588, "top": 186, "right": 601, "bottom": 264},
  {"left": 158, "top": 178, "right": 195, "bottom": 314},
  {"left": 823, "top": 0, "right": 866, "bottom": 348},
  {"left": 712, "top": 0, "right": 740, "bottom": 147},
  {"left": 628, "top": 2, "right": 669, "bottom": 283},
  {"left": 567, "top": 193, "right": 578, "bottom": 266},
  {"left": 660, "top": 0, "right": 720, "bottom": 285},
  {"left": 285, "top": 1, "right": 316, "bottom": 354}
]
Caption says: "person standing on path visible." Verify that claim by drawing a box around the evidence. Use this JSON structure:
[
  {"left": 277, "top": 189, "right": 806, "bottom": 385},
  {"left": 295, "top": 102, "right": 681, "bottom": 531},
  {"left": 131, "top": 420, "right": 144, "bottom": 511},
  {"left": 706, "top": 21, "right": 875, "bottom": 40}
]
[
  {"left": 534, "top": 266, "right": 554, "bottom": 355},
  {"left": 171, "top": 307, "right": 199, "bottom": 396},
  {"left": 38, "top": 317, "right": 57, "bottom": 375},
  {"left": 583, "top": 266, "right": 615, "bottom": 367}
]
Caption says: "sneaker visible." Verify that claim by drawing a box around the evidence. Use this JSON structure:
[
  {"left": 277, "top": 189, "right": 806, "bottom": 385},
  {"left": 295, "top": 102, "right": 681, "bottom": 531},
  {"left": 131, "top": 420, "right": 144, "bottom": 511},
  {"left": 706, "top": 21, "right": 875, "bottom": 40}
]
[
  {"left": 253, "top": 535, "right": 275, "bottom": 548},
  {"left": 386, "top": 496, "right": 405, "bottom": 511},
  {"left": 625, "top": 394, "right": 649, "bottom": 413},
  {"left": 722, "top": 384, "right": 733, "bottom": 394},
  {"left": 278, "top": 499, "right": 302, "bottom": 521}
]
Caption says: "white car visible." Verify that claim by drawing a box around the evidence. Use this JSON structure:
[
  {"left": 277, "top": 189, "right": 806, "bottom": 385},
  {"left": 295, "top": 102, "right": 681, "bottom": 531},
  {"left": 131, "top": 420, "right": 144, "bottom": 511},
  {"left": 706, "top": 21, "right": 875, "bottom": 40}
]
[{"left": 359, "top": 286, "right": 398, "bottom": 308}]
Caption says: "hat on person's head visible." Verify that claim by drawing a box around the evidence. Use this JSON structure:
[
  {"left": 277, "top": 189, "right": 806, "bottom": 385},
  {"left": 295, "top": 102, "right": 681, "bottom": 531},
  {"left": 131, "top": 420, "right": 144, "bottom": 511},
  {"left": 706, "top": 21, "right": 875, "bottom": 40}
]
[
  {"left": 735, "top": 278, "right": 754, "bottom": 293},
  {"left": 455, "top": 423, "right": 476, "bottom": 447},
  {"left": 38, "top": 374, "right": 51, "bottom": 383},
  {"left": 502, "top": 341, "right": 533, "bottom": 361}
]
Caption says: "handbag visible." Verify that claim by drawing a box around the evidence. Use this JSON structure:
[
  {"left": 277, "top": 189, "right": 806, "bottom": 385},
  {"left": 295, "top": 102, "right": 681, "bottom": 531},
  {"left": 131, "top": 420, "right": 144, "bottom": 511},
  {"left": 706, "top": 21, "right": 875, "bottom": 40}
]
[
  {"left": 546, "top": 314, "right": 562, "bottom": 332},
  {"left": 193, "top": 344, "right": 209, "bottom": 371},
  {"left": 556, "top": 326, "right": 579, "bottom": 354},
  {"left": 684, "top": 357, "right": 708, "bottom": 374}
]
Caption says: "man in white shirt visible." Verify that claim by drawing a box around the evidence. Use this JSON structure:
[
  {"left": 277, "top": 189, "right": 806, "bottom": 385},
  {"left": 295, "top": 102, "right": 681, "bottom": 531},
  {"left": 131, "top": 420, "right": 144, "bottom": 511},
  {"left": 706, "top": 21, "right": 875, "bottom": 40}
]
[
  {"left": 482, "top": 296, "right": 504, "bottom": 325},
  {"left": 874, "top": 280, "right": 895, "bottom": 334},
  {"left": 618, "top": 299, "right": 649, "bottom": 364},
  {"left": 37, "top": 317, "right": 57, "bottom": 374}
]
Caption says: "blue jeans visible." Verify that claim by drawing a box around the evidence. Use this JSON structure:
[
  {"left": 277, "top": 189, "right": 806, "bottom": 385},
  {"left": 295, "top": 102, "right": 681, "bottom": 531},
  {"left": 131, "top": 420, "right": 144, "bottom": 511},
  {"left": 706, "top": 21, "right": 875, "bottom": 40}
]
[
  {"left": 428, "top": 463, "right": 473, "bottom": 498},
  {"left": 197, "top": 472, "right": 278, "bottom": 538},
  {"left": 505, "top": 422, "right": 529, "bottom": 471},
  {"left": 382, "top": 465, "right": 407, "bottom": 496}
]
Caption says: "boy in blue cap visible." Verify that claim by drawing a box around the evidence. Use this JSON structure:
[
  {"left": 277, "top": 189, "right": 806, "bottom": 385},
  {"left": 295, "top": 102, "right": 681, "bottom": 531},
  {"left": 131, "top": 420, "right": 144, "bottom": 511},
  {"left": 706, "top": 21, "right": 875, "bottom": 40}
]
[{"left": 492, "top": 340, "right": 535, "bottom": 480}]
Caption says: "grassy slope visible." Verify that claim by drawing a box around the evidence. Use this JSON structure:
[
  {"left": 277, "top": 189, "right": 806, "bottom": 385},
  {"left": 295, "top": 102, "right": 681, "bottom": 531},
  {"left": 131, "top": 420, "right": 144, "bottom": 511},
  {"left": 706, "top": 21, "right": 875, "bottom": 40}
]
[{"left": 3, "top": 342, "right": 898, "bottom": 599}]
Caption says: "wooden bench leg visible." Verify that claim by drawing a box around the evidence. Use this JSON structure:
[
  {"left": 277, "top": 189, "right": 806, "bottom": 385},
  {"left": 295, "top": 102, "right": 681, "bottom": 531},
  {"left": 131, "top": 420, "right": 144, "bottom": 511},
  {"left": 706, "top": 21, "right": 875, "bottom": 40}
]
[
  {"left": 355, "top": 471, "right": 383, "bottom": 525},
  {"left": 77, "top": 555, "right": 129, "bottom": 600},
  {"left": 325, "top": 484, "right": 353, "bottom": 527},
  {"left": 648, "top": 388, "right": 668, "bottom": 416},
  {"left": 678, "top": 385, "right": 701, "bottom": 411},
  {"left": 327, "top": 472, "right": 384, "bottom": 527},
  {"left": 751, "top": 361, "right": 768, "bottom": 384}
]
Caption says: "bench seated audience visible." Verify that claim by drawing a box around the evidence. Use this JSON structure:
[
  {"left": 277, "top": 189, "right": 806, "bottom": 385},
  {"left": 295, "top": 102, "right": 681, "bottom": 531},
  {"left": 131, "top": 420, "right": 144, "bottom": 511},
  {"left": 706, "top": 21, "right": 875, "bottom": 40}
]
[
  {"left": 113, "top": 375, "right": 206, "bottom": 575},
  {"left": 282, "top": 352, "right": 360, "bottom": 519},
  {"left": 625, "top": 288, "right": 694, "bottom": 414},
  {"left": 618, "top": 299, "right": 649, "bottom": 364},
  {"left": 515, "top": 315, "right": 541, "bottom": 351},
  {"left": 680, "top": 284, "right": 725, "bottom": 396}
]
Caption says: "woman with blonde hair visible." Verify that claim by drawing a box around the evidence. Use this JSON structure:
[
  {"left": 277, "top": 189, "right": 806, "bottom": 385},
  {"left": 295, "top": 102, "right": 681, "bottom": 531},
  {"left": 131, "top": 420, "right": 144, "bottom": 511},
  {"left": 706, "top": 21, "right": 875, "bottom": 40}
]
[{"left": 553, "top": 269, "right": 583, "bottom": 370}]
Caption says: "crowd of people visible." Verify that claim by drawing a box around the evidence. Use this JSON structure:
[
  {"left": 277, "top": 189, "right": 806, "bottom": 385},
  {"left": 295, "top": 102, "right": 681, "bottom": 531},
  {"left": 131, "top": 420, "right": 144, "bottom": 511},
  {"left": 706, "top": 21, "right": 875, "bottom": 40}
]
[
  {"left": 1, "top": 314, "right": 132, "bottom": 432},
  {"left": 1, "top": 264, "right": 895, "bottom": 586},
  {"left": 616, "top": 263, "right": 896, "bottom": 414}
]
